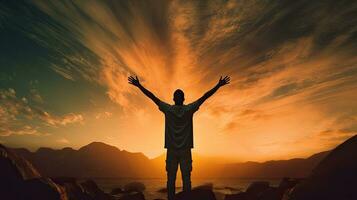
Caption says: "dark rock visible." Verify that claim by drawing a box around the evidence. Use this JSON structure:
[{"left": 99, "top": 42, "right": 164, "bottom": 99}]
[
  {"left": 52, "top": 176, "right": 114, "bottom": 200},
  {"left": 81, "top": 179, "right": 101, "bottom": 193},
  {"left": 81, "top": 179, "right": 113, "bottom": 200},
  {"left": 0, "top": 144, "right": 66, "bottom": 200},
  {"left": 256, "top": 177, "right": 299, "bottom": 200},
  {"left": 175, "top": 188, "right": 216, "bottom": 200},
  {"left": 281, "top": 188, "right": 294, "bottom": 200},
  {"left": 224, "top": 192, "right": 246, "bottom": 200},
  {"left": 55, "top": 178, "right": 91, "bottom": 200},
  {"left": 224, "top": 187, "right": 280, "bottom": 200},
  {"left": 111, "top": 187, "right": 124, "bottom": 195},
  {"left": 123, "top": 182, "right": 146, "bottom": 193},
  {"left": 224, "top": 181, "right": 280, "bottom": 200},
  {"left": 23, "top": 178, "right": 68, "bottom": 200},
  {"left": 278, "top": 177, "right": 299, "bottom": 191},
  {"left": 157, "top": 187, "right": 167, "bottom": 193},
  {"left": 224, "top": 186, "right": 242, "bottom": 192},
  {"left": 258, "top": 187, "right": 280, "bottom": 200},
  {"left": 52, "top": 177, "right": 77, "bottom": 185},
  {"left": 246, "top": 181, "right": 270, "bottom": 195},
  {"left": 193, "top": 183, "right": 214, "bottom": 190},
  {"left": 119, "top": 192, "right": 145, "bottom": 200},
  {"left": 0, "top": 144, "right": 41, "bottom": 180},
  {"left": 64, "top": 182, "right": 91, "bottom": 200},
  {"left": 287, "top": 135, "right": 357, "bottom": 200},
  {"left": 157, "top": 186, "right": 182, "bottom": 193}
]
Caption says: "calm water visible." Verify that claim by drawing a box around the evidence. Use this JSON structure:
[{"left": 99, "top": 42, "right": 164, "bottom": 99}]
[{"left": 93, "top": 178, "right": 280, "bottom": 200}]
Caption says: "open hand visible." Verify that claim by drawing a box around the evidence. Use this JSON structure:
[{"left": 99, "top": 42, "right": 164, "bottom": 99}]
[
  {"left": 218, "top": 76, "right": 230, "bottom": 87},
  {"left": 128, "top": 76, "right": 140, "bottom": 87}
]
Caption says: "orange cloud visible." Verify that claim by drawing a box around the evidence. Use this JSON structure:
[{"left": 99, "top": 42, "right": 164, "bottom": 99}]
[{"left": 0, "top": 88, "right": 83, "bottom": 136}]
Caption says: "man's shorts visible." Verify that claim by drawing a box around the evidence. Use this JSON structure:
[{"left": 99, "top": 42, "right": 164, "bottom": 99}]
[{"left": 165, "top": 148, "right": 192, "bottom": 173}]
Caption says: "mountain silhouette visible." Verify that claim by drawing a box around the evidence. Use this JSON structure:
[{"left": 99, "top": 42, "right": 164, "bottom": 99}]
[
  {"left": 219, "top": 151, "right": 329, "bottom": 178},
  {"left": 13, "top": 142, "right": 328, "bottom": 178},
  {"left": 13, "top": 142, "right": 159, "bottom": 178}
]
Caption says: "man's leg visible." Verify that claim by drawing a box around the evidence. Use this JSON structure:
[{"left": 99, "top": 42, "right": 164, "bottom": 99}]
[
  {"left": 166, "top": 149, "right": 178, "bottom": 200},
  {"left": 179, "top": 149, "right": 192, "bottom": 192}
]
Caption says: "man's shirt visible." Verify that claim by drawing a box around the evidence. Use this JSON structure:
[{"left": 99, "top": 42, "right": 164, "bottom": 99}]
[{"left": 158, "top": 101, "right": 200, "bottom": 149}]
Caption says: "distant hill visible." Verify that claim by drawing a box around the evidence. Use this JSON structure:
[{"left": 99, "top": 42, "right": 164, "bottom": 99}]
[
  {"left": 13, "top": 142, "right": 160, "bottom": 178},
  {"left": 12, "top": 142, "right": 329, "bottom": 178},
  {"left": 217, "top": 151, "right": 329, "bottom": 178}
]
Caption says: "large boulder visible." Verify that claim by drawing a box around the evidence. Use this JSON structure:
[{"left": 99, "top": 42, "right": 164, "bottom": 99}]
[
  {"left": 81, "top": 179, "right": 113, "bottom": 200},
  {"left": 224, "top": 178, "right": 299, "bottom": 200},
  {"left": 277, "top": 178, "right": 299, "bottom": 192},
  {"left": 53, "top": 177, "right": 92, "bottom": 200},
  {"left": 287, "top": 135, "right": 357, "bottom": 200},
  {"left": 62, "top": 182, "right": 91, "bottom": 200},
  {"left": 258, "top": 187, "right": 280, "bottom": 200},
  {"left": 23, "top": 178, "right": 67, "bottom": 200},
  {"left": 246, "top": 181, "right": 270, "bottom": 196},
  {"left": 175, "top": 188, "right": 216, "bottom": 200},
  {"left": 0, "top": 144, "right": 67, "bottom": 200},
  {"left": 224, "top": 181, "right": 270, "bottom": 200}
]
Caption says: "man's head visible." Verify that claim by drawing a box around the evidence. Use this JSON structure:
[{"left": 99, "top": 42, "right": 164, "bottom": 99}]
[{"left": 173, "top": 89, "right": 185, "bottom": 105}]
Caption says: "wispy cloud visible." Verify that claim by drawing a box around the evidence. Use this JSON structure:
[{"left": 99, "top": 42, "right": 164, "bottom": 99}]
[
  {"left": 0, "top": 88, "right": 83, "bottom": 136},
  {"left": 56, "top": 138, "right": 70, "bottom": 144},
  {"left": 95, "top": 111, "right": 113, "bottom": 120}
]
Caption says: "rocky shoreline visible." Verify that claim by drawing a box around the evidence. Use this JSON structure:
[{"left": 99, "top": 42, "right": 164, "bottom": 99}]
[{"left": 1, "top": 135, "right": 356, "bottom": 200}]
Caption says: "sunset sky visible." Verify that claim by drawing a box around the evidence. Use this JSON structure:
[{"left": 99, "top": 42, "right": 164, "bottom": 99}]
[{"left": 0, "top": 0, "right": 356, "bottom": 161}]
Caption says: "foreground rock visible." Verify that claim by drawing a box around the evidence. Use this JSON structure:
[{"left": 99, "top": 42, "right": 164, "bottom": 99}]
[
  {"left": 0, "top": 144, "right": 115, "bottom": 200},
  {"left": 175, "top": 188, "right": 216, "bottom": 200},
  {"left": 193, "top": 183, "right": 214, "bottom": 191},
  {"left": 54, "top": 178, "right": 113, "bottom": 200},
  {"left": 157, "top": 186, "right": 182, "bottom": 193},
  {"left": 123, "top": 181, "right": 146, "bottom": 193},
  {"left": 286, "top": 135, "right": 357, "bottom": 200},
  {"left": 119, "top": 192, "right": 145, "bottom": 200},
  {"left": 111, "top": 187, "right": 123, "bottom": 195},
  {"left": 246, "top": 181, "right": 270, "bottom": 196},
  {"left": 81, "top": 179, "right": 113, "bottom": 200},
  {"left": 224, "top": 178, "right": 299, "bottom": 200},
  {"left": 52, "top": 177, "right": 91, "bottom": 200},
  {"left": 0, "top": 144, "right": 67, "bottom": 200}
]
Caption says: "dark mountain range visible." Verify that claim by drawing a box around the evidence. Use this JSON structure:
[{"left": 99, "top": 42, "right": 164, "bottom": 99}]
[
  {"left": 12, "top": 142, "right": 329, "bottom": 178},
  {"left": 13, "top": 142, "right": 160, "bottom": 178},
  {"left": 217, "top": 151, "right": 329, "bottom": 178}
]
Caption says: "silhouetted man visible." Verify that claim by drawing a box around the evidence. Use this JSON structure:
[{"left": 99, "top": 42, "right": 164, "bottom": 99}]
[{"left": 128, "top": 75, "right": 230, "bottom": 200}]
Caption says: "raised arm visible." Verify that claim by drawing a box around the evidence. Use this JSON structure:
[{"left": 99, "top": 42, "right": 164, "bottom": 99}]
[
  {"left": 195, "top": 76, "right": 230, "bottom": 106},
  {"left": 128, "top": 76, "right": 161, "bottom": 105}
]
